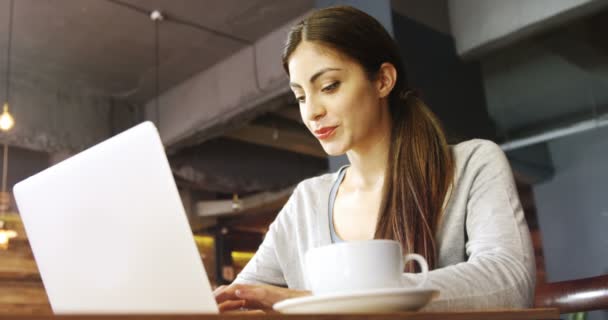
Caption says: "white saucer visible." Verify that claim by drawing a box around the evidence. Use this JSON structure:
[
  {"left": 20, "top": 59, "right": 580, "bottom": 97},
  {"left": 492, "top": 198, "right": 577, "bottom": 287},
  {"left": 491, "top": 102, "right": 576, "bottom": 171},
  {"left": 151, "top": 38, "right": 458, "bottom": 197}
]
[{"left": 273, "top": 287, "right": 439, "bottom": 314}]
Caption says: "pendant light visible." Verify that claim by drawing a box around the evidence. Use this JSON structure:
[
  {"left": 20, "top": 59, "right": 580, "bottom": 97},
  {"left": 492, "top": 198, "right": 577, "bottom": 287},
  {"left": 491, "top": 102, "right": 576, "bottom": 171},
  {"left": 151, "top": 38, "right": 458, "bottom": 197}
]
[
  {"left": 1, "top": 0, "right": 15, "bottom": 132},
  {"left": 150, "top": 10, "right": 163, "bottom": 128}
]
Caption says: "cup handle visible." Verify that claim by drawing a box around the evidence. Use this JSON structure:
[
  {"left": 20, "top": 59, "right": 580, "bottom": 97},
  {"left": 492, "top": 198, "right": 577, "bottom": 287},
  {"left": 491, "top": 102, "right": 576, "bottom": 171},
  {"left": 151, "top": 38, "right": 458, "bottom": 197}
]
[{"left": 403, "top": 253, "right": 429, "bottom": 288}]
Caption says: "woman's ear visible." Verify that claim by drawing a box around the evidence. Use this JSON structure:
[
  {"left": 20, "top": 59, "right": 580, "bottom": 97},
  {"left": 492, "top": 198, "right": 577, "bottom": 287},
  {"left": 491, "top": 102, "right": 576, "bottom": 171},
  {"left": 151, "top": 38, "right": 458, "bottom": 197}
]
[{"left": 376, "top": 62, "right": 397, "bottom": 99}]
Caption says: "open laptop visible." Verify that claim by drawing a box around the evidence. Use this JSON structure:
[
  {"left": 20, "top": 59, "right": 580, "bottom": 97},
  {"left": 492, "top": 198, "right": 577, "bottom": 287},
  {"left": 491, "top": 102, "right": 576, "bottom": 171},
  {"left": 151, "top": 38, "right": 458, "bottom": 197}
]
[{"left": 13, "top": 122, "right": 219, "bottom": 314}]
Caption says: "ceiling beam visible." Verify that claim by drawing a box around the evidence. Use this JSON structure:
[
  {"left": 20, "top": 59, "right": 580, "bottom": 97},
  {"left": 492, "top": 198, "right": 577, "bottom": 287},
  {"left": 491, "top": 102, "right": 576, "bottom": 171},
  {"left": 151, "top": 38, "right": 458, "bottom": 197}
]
[
  {"left": 224, "top": 125, "right": 325, "bottom": 158},
  {"left": 541, "top": 23, "right": 608, "bottom": 86},
  {"left": 449, "top": 0, "right": 608, "bottom": 58},
  {"left": 196, "top": 185, "right": 294, "bottom": 218},
  {"left": 170, "top": 137, "right": 327, "bottom": 194}
]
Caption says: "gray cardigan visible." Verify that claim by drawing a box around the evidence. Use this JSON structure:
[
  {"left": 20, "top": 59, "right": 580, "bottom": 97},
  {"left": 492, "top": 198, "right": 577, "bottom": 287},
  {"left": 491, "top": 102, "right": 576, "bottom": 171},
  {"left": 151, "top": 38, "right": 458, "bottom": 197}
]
[{"left": 234, "top": 139, "right": 536, "bottom": 310}]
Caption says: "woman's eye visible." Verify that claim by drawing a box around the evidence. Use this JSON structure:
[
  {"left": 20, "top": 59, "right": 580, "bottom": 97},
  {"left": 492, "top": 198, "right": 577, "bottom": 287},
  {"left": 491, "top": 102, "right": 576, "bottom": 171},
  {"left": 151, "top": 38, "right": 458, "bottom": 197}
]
[{"left": 322, "top": 82, "right": 340, "bottom": 92}]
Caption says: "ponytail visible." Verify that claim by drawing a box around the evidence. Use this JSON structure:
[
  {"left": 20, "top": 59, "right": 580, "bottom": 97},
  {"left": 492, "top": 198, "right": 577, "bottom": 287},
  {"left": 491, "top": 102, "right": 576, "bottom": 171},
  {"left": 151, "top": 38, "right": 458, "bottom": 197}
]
[{"left": 375, "top": 89, "right": 454, "bottom": 272}]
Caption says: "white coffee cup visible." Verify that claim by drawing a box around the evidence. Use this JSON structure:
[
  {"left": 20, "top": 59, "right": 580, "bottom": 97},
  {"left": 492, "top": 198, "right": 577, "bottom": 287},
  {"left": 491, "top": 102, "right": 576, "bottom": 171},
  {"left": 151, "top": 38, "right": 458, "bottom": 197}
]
[{"left": 305, "top": 239, "right": 428, "bottom": 295}]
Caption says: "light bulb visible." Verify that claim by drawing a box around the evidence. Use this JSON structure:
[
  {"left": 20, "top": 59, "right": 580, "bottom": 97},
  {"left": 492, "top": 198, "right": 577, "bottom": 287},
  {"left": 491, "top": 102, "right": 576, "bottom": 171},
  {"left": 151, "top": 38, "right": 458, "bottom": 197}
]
[
  {"left": 232, "top": 193, "right": 241, "bottom": 211},
  {"left": 5, "top": 230, "right": 17, "bottom": 238},
  {"left": 0, "top": 232, "right": 8, "bottom": 249},
  {"left": 0, "top": 104, "right": 14, "bottom": 131}
]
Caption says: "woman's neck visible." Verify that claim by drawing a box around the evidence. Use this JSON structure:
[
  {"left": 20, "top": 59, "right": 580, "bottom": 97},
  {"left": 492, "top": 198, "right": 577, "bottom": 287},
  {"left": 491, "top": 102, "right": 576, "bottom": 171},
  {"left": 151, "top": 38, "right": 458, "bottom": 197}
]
[{"left": 344, "top": 112, "right": 391, "bottom": 191}]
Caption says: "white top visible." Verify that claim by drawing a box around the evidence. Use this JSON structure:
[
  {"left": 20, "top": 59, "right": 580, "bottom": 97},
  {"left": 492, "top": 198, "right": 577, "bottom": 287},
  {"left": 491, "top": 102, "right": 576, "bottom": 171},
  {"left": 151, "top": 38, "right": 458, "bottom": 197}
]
[{"left": 234, "top": 139, "right": 536, "bottom": 310}]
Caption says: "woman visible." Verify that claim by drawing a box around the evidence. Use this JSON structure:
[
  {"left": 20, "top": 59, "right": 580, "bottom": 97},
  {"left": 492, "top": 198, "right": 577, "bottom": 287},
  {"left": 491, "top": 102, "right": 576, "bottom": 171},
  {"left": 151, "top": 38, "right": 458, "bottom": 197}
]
[{"left": 214, "top": 6, "right": 535, "bottom": 312}]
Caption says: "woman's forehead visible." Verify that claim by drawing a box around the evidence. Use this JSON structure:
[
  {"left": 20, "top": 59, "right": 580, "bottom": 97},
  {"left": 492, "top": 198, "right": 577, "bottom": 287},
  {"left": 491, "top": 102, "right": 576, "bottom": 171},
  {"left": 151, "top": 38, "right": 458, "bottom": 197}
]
[{"left": 288, "top": 41, "right": 352, "bottom": 81}]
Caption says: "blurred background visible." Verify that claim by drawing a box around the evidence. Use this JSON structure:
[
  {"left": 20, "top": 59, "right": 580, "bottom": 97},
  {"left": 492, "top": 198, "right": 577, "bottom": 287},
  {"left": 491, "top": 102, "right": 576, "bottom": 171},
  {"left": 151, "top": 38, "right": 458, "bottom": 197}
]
[{"left": 0, "top": 0, "right": 607, "bottom": 318}]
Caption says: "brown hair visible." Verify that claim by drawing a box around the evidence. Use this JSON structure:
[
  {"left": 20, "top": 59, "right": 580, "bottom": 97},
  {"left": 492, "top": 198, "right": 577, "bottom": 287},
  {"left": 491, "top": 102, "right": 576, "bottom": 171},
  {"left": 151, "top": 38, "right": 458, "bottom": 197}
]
[{"left": 282, "top": 6, "right": 454, "bottom": 271}]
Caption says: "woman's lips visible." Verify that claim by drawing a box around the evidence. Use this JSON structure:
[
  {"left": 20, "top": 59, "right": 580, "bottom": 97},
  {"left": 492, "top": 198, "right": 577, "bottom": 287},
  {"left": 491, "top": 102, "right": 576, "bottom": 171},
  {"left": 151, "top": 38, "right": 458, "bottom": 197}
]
[{"left": 314, "top": 126, "right": 338, "bottom": 140}]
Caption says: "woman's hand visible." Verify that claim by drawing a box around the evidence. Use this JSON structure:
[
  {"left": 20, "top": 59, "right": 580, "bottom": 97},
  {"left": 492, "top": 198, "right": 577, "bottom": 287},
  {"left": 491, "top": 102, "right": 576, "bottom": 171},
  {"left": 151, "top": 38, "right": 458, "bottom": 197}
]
[{"left": 213, "top": 283, "right": 311, "bottom": 313}]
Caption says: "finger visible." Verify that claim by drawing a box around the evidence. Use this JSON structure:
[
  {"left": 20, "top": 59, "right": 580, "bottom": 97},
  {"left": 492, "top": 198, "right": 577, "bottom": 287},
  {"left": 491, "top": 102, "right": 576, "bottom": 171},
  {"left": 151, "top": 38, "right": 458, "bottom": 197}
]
[
  {"left": 239, "top": 289, "right": 279, "bottom": 310},
  {"left": 240, "top": 299, "right": 267, "bottom": 310},
  {"left": 218, "top": 299, "right": 245, "bottom": 313},
  {"left": 238, "top": 286, "right": 287, "bottom": 309},
  {"left": 235, "top": 287, "right": 267, "bottom": 302},
  {"left": 213, "top": 285, "right": 227, "bottom": 296},
  {"left": 215, "top": 284, "right": 244, "bottom": 303}
]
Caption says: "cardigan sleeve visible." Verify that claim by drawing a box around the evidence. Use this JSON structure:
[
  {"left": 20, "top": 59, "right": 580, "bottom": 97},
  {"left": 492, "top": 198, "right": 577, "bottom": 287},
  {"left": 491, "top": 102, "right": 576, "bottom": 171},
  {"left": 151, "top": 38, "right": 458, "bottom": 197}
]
[
  {"left": 232, "top": 187, "right": 300, "bottom": 287},
  {"left": 402, "top": 141, "right": 536, "bottom": 310}
]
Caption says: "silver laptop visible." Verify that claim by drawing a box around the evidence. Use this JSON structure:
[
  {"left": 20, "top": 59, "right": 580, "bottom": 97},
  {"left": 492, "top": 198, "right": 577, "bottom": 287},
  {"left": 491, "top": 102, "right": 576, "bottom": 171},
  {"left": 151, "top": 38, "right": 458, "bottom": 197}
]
[{"left": 13, "top": 122, "right": 219, "bottom": 314}]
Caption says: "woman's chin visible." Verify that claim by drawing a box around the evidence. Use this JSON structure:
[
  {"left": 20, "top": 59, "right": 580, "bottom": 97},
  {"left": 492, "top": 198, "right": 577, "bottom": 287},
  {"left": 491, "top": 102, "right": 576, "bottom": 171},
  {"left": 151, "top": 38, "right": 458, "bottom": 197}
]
[{"left": 320, "top": 143, "right": 347, "bottom": 157}]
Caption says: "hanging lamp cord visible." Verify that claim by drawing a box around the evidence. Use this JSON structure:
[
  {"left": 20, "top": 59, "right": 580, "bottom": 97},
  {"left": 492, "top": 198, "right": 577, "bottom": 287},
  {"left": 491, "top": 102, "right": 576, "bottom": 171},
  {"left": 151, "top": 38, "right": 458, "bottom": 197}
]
[
  {"left": 5, "top": 0, "right": 14, "bottom": 104},
  {"left": 105, "top": 0, "right": 265, "bottom": 93},
  {"left": 154, "top": 18, "right": 160, "bottom": 128}
]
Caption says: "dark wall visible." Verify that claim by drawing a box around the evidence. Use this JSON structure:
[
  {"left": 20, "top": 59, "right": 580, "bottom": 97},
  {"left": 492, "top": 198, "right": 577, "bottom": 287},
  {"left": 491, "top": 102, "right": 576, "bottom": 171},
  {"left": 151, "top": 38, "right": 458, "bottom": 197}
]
[
  {"left": 1, "top": 145, "right": 50, "bottom": 212},
  {"left": 392, "top": 12, "right": 496, "bottom": 141},
  {"left": 533, "top": 126, "right": 608, "bottom": 320},
  {"left": 4, "top": 146, "right": 49, "bottom": 188}
]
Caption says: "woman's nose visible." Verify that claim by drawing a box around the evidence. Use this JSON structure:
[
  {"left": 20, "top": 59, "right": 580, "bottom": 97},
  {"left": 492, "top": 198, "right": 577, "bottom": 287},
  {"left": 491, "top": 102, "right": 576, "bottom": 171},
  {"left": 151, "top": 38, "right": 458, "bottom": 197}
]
[{"left": 304, "top": 98, "right": 326, "bottom": 122}]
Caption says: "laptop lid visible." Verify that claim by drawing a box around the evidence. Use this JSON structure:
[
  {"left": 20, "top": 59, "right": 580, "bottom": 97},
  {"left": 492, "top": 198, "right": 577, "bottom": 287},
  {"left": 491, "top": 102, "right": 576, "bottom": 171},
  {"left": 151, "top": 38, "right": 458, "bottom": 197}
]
[{"left": 14, "top": 122, "right": 218, "bottom": 314}]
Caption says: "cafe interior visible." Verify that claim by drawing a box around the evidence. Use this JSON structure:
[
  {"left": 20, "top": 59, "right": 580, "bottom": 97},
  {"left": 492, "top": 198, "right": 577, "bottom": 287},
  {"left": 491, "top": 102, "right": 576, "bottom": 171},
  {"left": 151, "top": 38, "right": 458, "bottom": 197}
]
[{"left": 0, "top": 0, "right": 607, "bottom": 319}]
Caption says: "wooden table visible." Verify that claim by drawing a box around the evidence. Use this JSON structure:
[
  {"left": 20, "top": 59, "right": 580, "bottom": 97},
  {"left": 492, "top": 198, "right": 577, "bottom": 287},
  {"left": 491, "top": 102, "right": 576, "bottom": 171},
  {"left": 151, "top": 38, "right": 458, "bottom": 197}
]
[{"left": 0, "top": 308, "right": 560, "bottom": 320}]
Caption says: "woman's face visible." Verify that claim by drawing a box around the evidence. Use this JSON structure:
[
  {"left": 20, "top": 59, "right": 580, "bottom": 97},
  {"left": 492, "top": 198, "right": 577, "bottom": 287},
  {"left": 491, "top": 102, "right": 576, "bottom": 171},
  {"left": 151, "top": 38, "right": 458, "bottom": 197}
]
[{"left": 287, "top": 41, "right": 392, "bottom": 156}]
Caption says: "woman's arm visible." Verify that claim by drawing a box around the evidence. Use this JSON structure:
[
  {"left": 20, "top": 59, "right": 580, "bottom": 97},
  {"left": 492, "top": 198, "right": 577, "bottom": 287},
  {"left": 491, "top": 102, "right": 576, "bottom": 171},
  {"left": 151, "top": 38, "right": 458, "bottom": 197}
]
[
  {"left": 231, "top": 221, "right": 288, "bottom": 287},
  {"left": 403, "top": 142, "right": 536, "bottom": 310},
  {"left": 232, "top": 185, "right": 298, "bottom": 287},
  {"left": 215, "top": 185, "right": 311, "bottom": 311}
]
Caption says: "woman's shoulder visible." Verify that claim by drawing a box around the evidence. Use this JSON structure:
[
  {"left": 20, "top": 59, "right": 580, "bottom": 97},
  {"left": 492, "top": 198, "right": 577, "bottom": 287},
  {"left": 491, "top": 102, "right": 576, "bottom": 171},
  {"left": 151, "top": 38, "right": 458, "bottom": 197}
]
[
  {"left": 450, "top": 138, "right": 510, "bottom": 179},
  {"left": 451, "top": 139, "right": 506, "bottom": 163},
  {"left": 278, "top": 169, "right": 341, "bottom": 209},
  {"left": 294, "top": 169, "right": 341, "bottom": 195},
  {"left": 276, "top": 170, "right": 339, "bottom": 221}
]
